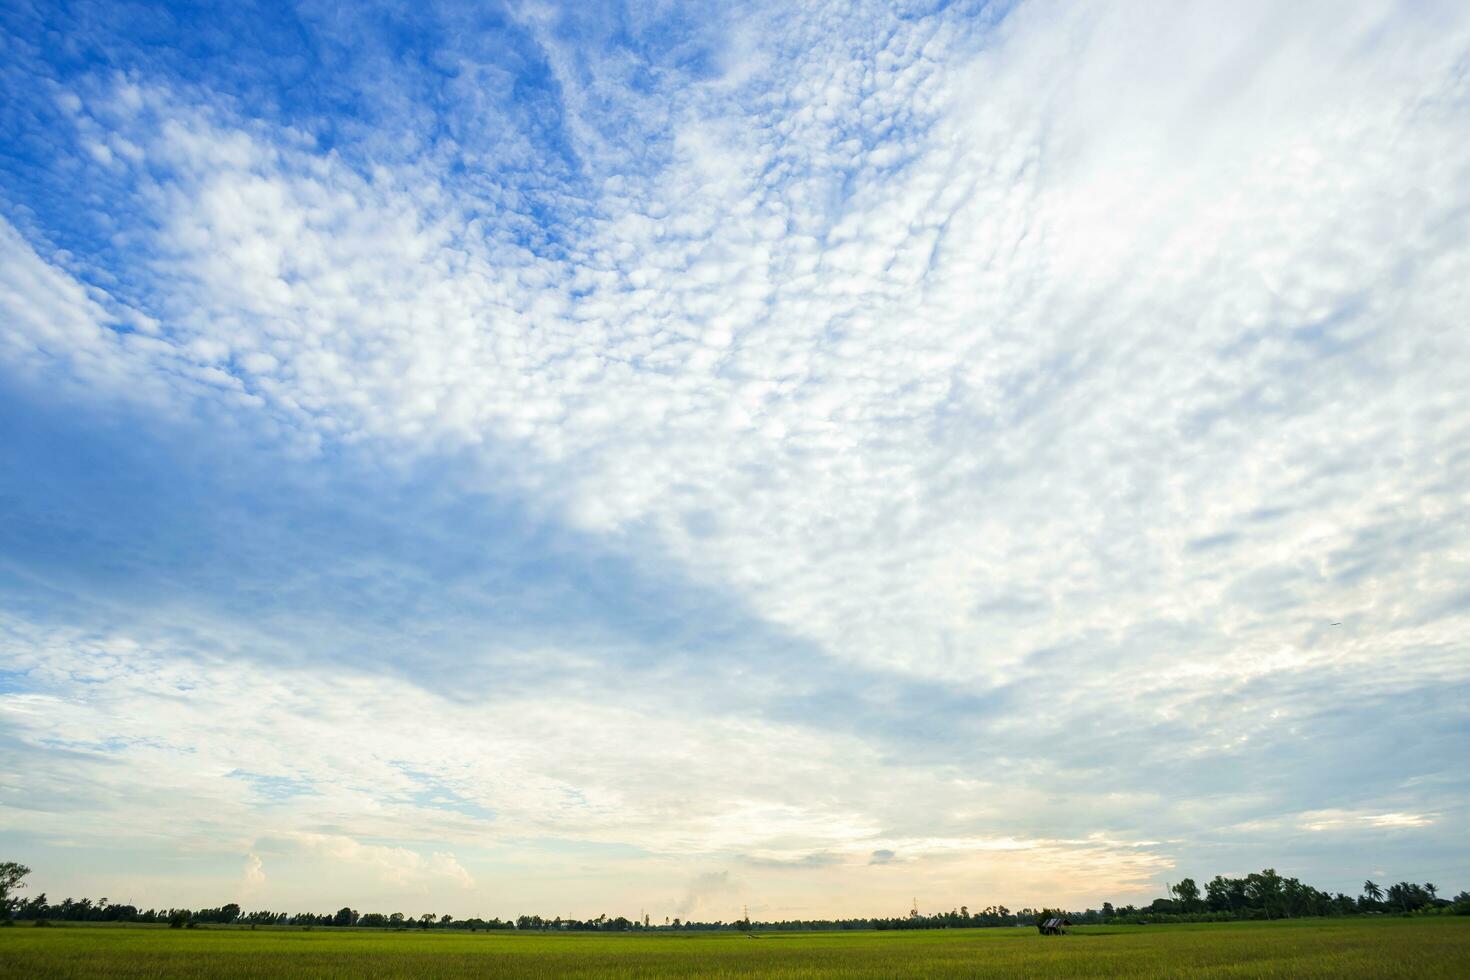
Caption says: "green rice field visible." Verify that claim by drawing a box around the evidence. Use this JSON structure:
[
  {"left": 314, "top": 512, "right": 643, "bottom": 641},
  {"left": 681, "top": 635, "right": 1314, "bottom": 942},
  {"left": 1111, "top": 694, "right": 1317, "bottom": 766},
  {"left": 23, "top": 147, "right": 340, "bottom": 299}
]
[{"left": 2, "top": 918, "right": 1467, "bottom": 978}]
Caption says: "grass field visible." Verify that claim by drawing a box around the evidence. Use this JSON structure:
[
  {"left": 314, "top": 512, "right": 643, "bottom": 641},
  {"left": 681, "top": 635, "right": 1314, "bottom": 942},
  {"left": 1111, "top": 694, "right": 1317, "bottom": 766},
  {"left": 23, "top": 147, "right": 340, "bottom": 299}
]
[{"left": 2, "top": 918, "right": 1467, "bottom": 978}]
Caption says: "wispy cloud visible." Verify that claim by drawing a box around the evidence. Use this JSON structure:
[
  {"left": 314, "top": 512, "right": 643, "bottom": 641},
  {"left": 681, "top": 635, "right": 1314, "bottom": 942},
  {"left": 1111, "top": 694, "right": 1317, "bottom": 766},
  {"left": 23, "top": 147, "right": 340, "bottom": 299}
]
[{"left": 1, "top": 0, "right": 1468, "bottom": 915}]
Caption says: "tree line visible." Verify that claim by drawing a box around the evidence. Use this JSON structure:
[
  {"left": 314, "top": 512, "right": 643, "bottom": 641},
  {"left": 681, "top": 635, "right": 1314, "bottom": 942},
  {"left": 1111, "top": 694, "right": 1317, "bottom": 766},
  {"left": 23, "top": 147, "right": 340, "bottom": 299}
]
[
  {"left": 3, "top": 861, "right": 1466, "bottom": 932},
  {"left": 1145, "top": 870, "right": 1457, "bottom": 922}
]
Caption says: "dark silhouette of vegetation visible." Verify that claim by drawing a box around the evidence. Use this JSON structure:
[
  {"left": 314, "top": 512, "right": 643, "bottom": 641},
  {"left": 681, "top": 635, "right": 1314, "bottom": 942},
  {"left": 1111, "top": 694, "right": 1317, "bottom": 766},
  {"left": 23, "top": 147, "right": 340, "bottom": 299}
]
[
  {"left": 3, "top": 862, "right": 1466, "bottom": 932},
  {"left": 0, "top": 862, "right": 31, "bottom": 922}
]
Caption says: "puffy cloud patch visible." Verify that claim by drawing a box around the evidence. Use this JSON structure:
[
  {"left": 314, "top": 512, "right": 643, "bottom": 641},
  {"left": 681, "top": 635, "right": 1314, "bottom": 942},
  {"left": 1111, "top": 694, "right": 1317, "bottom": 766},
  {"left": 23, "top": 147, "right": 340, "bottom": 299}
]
[{"left": 2, "top": 0, "right": 1468, "bottom": 913}]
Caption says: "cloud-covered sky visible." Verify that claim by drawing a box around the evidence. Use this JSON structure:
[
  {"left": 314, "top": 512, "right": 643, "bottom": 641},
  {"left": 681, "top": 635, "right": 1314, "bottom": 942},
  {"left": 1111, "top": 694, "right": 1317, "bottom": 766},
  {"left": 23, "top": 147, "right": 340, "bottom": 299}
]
[{"left": 2, "top": 0, "right": 1468, "bottom": 919}]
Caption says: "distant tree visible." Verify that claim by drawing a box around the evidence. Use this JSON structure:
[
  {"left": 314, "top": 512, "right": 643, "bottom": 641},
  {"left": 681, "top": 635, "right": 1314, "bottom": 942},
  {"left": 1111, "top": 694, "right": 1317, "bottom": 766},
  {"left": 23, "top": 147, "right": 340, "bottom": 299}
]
[
  {"left": 0, "top": 863, "right": 31, "bottom": 919},
  {"left": 1246, "top": 869, "right": 1283, "bottom": 919},
  {"left": 1363, "top": 880, "right": 1383, "bottom": 904},
  {"left": 1101, "top": 902, "right": 1115, "bottom": 918},
  {"left": 19, "top": 892, "right": 46, "bottom": 919},
  {"left": 1384, "top": 882, "right": 1430, "bottom": 913},
  {"left": 1206, "top": 875, "right": 1247, "bottom": 913},
  {"left": 439, "top": 914, "right": 453, "bottom": 926},
  {"left": 1425, "top": 883, "right": 1438, "bottom": 901},
  {"left": 1172, "top": 879, "right": 1201, "bottom": 913},
  {"left": 1280, "top": 877, "right": 1308, "bottom": 918},
  {"left": 418, "top": 913, "right": 435, "bottom": 929},
  {"left": 333, "top": 907, "right": 358, "bottom": 927}
]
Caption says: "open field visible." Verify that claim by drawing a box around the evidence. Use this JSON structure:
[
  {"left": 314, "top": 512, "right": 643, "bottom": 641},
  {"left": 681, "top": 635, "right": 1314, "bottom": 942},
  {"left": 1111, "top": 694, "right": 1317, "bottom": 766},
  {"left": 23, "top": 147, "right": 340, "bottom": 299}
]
[{"left": 3, "top": 918, "right": 1468, "bottom": 978}]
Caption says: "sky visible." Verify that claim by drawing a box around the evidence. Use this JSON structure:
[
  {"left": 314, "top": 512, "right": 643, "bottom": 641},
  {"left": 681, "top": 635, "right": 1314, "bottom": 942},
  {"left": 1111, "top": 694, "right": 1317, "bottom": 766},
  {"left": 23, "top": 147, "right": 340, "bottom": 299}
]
[{"left": 1, "top": 0, "right": 1468, "bottom": 921}]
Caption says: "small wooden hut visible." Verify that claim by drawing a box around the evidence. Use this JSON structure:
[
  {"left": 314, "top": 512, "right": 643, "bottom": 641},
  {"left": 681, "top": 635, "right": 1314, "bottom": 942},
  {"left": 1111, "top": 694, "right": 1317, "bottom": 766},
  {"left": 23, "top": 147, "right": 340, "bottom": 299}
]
[{"left": 1037, "top": 916, "right": 1072, "bottom": 936}]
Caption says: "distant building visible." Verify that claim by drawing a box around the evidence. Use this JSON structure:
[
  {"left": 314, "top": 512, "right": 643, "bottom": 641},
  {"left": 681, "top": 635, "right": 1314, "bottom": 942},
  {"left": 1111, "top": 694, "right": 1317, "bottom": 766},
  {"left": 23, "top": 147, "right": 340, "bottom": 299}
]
[{"left": 1037, "top": 916, "right": 1072, "bottom": 936}]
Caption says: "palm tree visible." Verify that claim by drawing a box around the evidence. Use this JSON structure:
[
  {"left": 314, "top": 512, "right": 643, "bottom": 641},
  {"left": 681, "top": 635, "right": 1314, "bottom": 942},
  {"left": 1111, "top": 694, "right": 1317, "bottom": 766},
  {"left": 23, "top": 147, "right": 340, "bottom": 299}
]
[
  {"left": 1426, "top": 883, "right": 1438, "bottom": 901},
  {"left": 1363, "top": 880, "right": 1382, "bottom": 903}
]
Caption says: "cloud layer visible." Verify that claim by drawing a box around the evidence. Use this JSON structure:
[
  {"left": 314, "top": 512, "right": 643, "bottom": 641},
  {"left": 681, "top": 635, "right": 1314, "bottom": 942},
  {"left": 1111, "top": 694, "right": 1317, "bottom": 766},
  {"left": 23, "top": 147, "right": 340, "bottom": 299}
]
[{"left": 2, "top": 0, "right": 1468, "bottom": 917}]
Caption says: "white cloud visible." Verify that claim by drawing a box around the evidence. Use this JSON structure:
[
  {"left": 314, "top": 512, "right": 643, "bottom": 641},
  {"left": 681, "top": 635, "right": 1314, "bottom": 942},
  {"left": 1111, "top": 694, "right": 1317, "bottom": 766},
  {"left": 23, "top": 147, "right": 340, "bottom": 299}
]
[
  {"left": 284, "top": 834, "right": 475, "bottom": 891},
  {"left": 243, "top": 852, "right": 266, "bottom": 892},
  {"left": 0, "top": 613, "right": 1181, "bottom": 911},
  {"left": 3, "top": 0, "right": 1469, "bottom": 910}
]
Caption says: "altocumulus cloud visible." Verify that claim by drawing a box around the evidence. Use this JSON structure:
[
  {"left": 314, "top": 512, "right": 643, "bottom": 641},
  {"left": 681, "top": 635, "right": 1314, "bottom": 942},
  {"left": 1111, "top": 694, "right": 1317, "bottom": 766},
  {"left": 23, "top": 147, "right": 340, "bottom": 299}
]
[{"left": 1, "top": 0, "right": 1468, "bottom": 917}]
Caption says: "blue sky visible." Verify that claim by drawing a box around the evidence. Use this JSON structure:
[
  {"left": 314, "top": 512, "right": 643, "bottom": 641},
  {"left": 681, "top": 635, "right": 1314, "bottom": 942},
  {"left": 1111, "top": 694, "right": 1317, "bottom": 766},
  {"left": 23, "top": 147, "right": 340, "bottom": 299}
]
[{"left": 2, "top": 0, "right": 1468, "bottom": 918}]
